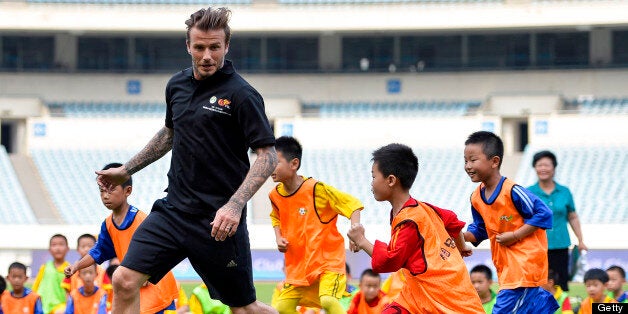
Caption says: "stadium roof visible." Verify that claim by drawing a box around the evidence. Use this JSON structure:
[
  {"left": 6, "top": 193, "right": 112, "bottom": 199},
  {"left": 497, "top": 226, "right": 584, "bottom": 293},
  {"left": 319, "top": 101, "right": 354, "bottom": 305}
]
[{"left": 2, "top": 1, "right": 628, "bottom": 33}]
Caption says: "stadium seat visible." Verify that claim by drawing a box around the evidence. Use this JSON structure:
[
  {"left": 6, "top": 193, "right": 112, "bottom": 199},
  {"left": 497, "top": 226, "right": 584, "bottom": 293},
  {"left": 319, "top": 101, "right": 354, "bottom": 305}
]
[
  {"left": 0, "top": 146, "right": 37, "bottom": 224},
  {"left": 47, "top": 101, "right": 166, "bottom": 118},
  {"left": 30, "top": 148, "right": 171, "bottom": 224},
  {"left": 574, "top": 97, "right": 628, "bottom": 115},
  {"left": 307, "top": 100, "right": 480, "bottom": 118},
  {"left": 515, "top": 144, "right": 628, "bottom": 223}
]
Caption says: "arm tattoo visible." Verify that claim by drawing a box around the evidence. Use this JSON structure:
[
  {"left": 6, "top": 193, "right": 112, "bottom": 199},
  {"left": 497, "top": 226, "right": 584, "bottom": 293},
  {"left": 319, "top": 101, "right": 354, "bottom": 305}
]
[
  {"left": 228, "top": 146, "right": 278, "bottom": 212},
  {"left": 124, "top": 126, "right": 173, "bottom": 175}
]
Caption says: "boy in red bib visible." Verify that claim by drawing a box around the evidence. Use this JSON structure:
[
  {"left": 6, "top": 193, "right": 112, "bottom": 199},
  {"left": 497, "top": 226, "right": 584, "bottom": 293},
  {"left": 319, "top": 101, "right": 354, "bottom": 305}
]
[{"left": 348, "top": 143, "right": 484, "bottom": 313}]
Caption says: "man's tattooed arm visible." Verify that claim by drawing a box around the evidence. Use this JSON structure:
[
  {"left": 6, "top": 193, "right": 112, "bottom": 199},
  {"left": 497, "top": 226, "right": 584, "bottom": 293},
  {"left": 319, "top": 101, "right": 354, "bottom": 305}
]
[
  {"left": 124, "top": 126, "right": 173, "bottom": 175},
  {"left": 228, "top": 146, "right": 278, "bottom": 213}
]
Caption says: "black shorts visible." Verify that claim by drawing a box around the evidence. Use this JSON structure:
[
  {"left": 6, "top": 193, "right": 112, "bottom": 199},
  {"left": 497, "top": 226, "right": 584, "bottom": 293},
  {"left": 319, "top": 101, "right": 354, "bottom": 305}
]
[
  {"left": 548, "top": 248, "right": 570, "bottom": 291},
  {"left": 121, "top": 198, "right": 256, "bottom": 307}
]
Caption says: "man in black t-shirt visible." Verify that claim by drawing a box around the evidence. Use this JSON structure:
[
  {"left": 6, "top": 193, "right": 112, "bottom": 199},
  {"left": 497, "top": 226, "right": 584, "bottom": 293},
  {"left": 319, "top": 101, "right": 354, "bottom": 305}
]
[{"left": 95, "top": 7, "right": 278, "bottom": 314}]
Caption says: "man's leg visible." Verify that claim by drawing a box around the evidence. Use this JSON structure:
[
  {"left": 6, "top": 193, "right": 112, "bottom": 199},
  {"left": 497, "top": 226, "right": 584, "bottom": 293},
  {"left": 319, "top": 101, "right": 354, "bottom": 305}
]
[{"left": 111, "top": 265, "right": 150, "bottom": 314}]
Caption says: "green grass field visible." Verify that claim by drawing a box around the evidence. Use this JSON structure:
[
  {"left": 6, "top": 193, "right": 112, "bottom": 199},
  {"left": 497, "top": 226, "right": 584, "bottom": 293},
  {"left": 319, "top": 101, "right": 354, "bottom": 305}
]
[
  {"left": 180, "top": 281, "right": 628, "bottom": 306},
  {"left": 180, "top": 281, "right": 277, "bottom": 305}
]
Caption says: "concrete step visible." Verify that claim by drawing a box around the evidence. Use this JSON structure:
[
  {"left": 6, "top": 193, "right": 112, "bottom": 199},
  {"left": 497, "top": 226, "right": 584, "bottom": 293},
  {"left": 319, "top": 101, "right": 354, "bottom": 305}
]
[{"left": 9, "top": 154, "right": 63, "bottom": 224}]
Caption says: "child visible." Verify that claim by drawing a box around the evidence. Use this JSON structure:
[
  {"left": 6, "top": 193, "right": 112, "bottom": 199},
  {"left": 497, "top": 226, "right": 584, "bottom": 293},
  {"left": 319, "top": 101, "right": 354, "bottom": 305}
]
[
  {"left": 33, "top": 234, "right": 70, "bottom": 314},
  {"left": 607, "top": 265, "right": 628, "bottom": 303},
  {"left": 188, "top": 284, "right": 231, "bottom": 314},
  {"left": 64, "top": 162, "right": 179, "bottom": 314},
  {"left": 269, "top": 136, "right": 363, "bottom": 314},
  {"left": 61, "top": 234, "right": 109, "bottom": 295},
  {"left": 541, "top": 269, "right": 573, "bottom": 314},
  {"left": 65, "top": 264, "right": 107, "bottom": 314},
  {"left": 462, "top": 131, "right": 559, "bottom": 313},
  {"left": 347, "top": 143, "right": 484, "bottom": 313},
  {"left": 1, "top": 262, "right": 44, "bottom": 314},
  {"left": 578, "top": 268, "right": 616, "bottom": 314},
  {"left": 470, "top": 264, "right": 497, "bottom": 313},
  {"left": 347, "top": 269, "right": 389, "bottom": 314}
]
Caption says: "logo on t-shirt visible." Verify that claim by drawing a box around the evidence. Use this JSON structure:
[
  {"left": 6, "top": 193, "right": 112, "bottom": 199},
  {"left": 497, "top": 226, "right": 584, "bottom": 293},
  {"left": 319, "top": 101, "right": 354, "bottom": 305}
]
[
  {"left": 298, "top": 207, "right": 306, "bottom": 215},
  {"left": 203, "top": 96, "right": 232, "bottom": 116}
]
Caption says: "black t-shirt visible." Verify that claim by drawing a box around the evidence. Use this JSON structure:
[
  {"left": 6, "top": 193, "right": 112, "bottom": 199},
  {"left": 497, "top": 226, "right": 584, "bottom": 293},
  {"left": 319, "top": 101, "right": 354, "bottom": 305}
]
[{"left": 164, "top": 60, "right": 275, "bottom": 216}]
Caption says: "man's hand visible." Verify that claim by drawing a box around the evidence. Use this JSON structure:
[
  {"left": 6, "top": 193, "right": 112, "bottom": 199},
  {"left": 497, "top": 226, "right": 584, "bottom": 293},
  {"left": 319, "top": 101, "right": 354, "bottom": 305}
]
[
  {"left": 95, "top": 165, "right": 130, "bottom": 192},
  {"left": 210, "top": 201, "right": 242, "bottom": 241},
  {"left": 276, "top": 237, "right": 289, "bottom": 253}
]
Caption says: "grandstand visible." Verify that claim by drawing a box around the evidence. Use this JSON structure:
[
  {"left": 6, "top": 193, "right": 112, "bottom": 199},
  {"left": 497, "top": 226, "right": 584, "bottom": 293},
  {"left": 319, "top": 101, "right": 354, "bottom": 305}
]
[{"left": 1, "top": 0, "right": 628, "bottom": 282}]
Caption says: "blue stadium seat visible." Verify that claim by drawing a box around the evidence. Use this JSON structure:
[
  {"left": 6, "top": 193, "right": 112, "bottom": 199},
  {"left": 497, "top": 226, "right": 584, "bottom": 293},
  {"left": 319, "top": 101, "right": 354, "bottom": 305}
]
[
  {"left": 516, "top": 144, "right": 628, "bottom": 223},
  {"left": 30, "top": 148, "right": 171, "bottom": 224},
  {"left": 575, "top": 97, "right": 628, "bottom": 115},
  {"left": 48, "top": 101, "right": 166, "bottom": 118},
  {"left": 308, "top": 100, "right": 479, "bottom": 118},
  {"left": 0, "top": 146, "right": 37, "bottom": 224}
]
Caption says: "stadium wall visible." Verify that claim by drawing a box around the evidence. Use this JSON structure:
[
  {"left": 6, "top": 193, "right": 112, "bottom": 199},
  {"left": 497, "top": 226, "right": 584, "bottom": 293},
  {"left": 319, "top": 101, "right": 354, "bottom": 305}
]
[{"left": 2, "top": 69, "right": 628, "bottom": 104}]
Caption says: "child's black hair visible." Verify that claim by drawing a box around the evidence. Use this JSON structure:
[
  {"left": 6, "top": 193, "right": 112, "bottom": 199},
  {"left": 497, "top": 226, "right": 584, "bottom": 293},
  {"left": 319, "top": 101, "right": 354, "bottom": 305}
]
[
  {"left": 371, "top": 143, "right": 418, "bottom": 190},
  {"left": 584, "top": 268, "right": 610, "bottom": 284},
  {"left": 607, "top": 265, "right": 626, "bottom": 279},
  {"left": 50, "top": 233, "right": 68, "bottom": 246},
  {"left": 465, "top": 131, "right": 504, "bottom": 168},
  {"left": 0, "top": 276, "right": 5, "bottom": 294},
  {"left": 8, "top": 262, "right": 27, "bottom": 274},
  {"left": 275, "top": 136, "right": 303, "bottom": 170},
  {"left": 77, "top": 233, "right": 97, "bottom": 248},
  {"left": 547, "top": 268, "right": 559, "bottom": 283},
  {"left": 360, "top": 268, "right": 381, "bottom": 280},
  {"left": 470, "top": 264, "right": 493, "bottom": 281}
]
